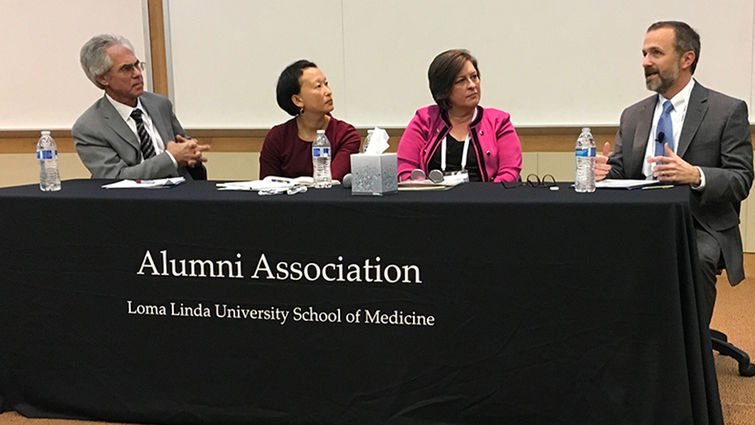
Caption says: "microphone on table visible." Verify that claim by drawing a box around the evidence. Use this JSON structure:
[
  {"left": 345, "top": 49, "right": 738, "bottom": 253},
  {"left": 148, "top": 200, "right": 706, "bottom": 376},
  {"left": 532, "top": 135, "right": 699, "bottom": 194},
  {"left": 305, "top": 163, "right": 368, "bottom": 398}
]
[{"left": 342, "top": 173, "right": 352, "bottom": 188}]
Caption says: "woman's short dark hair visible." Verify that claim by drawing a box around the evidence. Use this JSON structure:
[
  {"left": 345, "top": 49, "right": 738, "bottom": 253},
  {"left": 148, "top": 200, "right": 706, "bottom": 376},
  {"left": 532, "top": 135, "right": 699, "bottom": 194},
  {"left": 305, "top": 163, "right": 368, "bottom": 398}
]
[
  {"left": 428, "top": 49, "right": 479, "bottom": 111},
  {"left": 276, "top": 59, "right": 317, "bottom": 116}
]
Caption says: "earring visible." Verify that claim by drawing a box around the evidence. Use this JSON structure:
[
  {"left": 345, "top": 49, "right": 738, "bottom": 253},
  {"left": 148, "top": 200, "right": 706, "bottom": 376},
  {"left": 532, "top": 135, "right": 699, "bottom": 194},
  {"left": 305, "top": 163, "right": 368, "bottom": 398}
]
[{"left": 299, "top": 106, "right": 305, "bottom": 114}]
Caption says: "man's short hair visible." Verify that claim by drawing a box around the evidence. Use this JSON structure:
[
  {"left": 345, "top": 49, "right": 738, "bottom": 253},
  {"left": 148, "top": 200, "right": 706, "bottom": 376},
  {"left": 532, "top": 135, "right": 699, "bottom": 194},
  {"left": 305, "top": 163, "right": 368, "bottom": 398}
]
[
  {"left": 276, "top": 59, "right": 318, "bottom": 116},
  {"left": 80, "top": 34, "right": 135, "bottom": 89},
  {"left": 428, "top": 49, "right": 480, "bottom": 111},
  {"left": 647, "top": 21, "right": 701, "bottom": 74}
]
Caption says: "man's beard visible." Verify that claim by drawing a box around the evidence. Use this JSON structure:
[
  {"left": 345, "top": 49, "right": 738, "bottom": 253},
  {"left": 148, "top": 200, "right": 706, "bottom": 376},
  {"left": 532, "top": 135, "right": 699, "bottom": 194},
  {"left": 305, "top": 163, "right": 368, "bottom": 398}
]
[{"left": 645, "top": 64, "right": 679, "bottom": 94}]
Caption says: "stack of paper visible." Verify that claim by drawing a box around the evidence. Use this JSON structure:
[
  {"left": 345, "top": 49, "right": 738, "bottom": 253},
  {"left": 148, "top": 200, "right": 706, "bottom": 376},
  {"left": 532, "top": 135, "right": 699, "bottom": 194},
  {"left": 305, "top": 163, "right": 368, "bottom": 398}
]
[
  {"left": 397, "top": 173, "right": 467, "bottom": 191},
  {"left": 216, "top": 176, "right": 317, "bottom": 191}
]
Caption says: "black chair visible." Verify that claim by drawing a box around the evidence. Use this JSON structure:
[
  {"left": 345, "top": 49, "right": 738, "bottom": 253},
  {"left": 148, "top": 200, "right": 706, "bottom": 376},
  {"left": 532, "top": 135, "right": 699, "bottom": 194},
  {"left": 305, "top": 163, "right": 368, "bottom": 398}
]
[
  {"left": 710, "top": 258, "right": 754, "bottom": 377},
  {"left": 187, "top": 163, "right": 207, "bottom": 180},
  {"left": 711, "top": 329, "right": 755, "bottom": 376}
]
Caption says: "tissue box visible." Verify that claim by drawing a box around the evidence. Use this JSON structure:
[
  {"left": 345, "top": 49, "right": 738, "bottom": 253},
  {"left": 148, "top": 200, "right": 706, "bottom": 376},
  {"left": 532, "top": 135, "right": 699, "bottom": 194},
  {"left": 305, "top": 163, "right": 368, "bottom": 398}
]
[{"left": 350, "top": 153, "right": 398, "bottom": 196}]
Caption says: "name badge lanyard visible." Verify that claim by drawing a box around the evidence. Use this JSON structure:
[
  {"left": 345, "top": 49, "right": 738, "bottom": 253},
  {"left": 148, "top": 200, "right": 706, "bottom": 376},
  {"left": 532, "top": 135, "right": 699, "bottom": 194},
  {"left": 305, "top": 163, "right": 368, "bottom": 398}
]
[
  {"left": 441, "top": 108, "right": 477, "bottom": 173},
  {"left": 440, "top": 134, "right": 470, "bottom": 172}
]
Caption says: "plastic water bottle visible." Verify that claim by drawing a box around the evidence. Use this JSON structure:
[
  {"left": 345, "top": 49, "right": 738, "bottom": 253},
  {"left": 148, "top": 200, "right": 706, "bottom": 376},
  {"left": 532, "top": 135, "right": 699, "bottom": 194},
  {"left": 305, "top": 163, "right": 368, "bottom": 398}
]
[
  {"left": 574, "top": 127, "right": 596, "bottom": 193},
  {"left": 36, "top": 130, "right": 61, "bottom": 191},
  {"left": 312, "top": 129, "right": 332, "bottom": 188}
]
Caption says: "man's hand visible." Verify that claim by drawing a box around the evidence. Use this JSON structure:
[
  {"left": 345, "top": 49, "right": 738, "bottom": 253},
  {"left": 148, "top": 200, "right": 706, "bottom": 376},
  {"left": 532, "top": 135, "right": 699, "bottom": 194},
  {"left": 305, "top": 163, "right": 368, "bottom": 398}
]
[
  {"left": 595, "top": 142, "right": 612, "bottom": 181},
  {"left": 166, "top": 135, "right": 210, "bottom": 167},
  {"left": 648, "top": 143, "right": 700, "bottom": 184}
]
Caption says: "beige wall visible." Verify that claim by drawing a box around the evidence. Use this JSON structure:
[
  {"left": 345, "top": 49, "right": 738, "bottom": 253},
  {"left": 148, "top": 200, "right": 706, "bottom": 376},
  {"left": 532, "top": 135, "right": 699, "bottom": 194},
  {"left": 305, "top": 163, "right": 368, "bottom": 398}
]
[
  {"left": 204, "top": 152, "right": 260, "bottom": 181},
  {"left": 0, "top": 153, "right": 90, "bottom": 187},
  {"left": 0, "top": 152, "right": 260, "bottom": 186}
]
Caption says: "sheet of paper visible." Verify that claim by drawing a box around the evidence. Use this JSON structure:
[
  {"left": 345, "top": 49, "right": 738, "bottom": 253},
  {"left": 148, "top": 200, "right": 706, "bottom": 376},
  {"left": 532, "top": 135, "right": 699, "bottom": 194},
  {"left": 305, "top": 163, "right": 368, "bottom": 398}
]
[
  {"left": 102, "top": 177, "right": 185, "bottom": 189},
  {"left": 397, "top": 176, "right": 464, "bottom": 191},
  {"left": 596, "top": 179, "right": 660, "bottom": 189},
  {"left": 397, "top": 183, "right": 453, "bottom": 191}
]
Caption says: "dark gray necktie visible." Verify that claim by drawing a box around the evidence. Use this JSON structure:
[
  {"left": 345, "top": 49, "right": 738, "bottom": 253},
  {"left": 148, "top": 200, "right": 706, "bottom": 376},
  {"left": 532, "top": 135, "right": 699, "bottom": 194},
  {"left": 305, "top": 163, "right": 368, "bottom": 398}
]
[{"left": 130, "top": 108, "right": 155, "bottom": 160}]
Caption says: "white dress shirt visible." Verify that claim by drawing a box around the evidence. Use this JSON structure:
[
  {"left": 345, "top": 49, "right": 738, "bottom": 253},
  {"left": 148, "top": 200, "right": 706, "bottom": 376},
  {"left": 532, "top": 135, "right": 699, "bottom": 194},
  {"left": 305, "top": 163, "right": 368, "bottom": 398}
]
[
  {"left": 641, "top": 79, "right": 705, "bottom": 188},
  {"left": 105, "top": 94, "right": 177, "bottom": 167}
]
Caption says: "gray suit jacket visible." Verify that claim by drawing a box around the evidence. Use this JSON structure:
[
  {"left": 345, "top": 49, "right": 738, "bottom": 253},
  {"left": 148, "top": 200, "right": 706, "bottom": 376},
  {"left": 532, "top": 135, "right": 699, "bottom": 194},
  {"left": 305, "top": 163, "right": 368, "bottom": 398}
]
[
  {"left": 73, "top": 92, "right": 200, "bottom": 180},
  {"left": 607, "top": 81, "right": 754, "bottom": 285}
]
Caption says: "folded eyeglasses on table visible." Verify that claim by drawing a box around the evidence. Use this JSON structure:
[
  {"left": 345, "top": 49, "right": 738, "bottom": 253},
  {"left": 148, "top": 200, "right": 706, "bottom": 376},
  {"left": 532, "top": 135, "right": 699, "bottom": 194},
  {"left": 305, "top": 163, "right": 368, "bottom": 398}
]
[{"left": 501, "top": 173, "right": 557, "bottom": 189}]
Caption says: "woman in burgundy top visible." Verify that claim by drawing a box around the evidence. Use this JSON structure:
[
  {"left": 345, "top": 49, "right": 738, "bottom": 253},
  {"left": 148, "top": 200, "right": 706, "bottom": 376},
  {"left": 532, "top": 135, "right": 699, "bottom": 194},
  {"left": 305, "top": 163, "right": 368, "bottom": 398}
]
[{"left": 259, "top": 60, "right": 361, "bottom": 181}]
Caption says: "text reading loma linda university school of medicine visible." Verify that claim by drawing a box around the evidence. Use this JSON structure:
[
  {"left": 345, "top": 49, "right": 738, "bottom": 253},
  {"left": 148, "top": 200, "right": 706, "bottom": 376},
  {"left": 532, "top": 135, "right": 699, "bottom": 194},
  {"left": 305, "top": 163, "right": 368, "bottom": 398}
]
[
  {"left": 126, "top": 302, "right": 436, "bottom": 327},
  {"left": 136, "top": 250, "right": 422, "bottom": 285}
]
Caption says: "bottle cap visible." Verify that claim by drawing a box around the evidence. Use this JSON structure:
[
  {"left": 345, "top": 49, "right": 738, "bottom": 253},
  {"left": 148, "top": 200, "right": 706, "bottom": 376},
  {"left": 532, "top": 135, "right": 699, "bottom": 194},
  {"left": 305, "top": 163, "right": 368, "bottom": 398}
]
[
  {"left": 316, "top": 129, "right": 325, "bottom": 134},
  {"left": 41, "top": 130, "right": 51, "bottom": 136}
]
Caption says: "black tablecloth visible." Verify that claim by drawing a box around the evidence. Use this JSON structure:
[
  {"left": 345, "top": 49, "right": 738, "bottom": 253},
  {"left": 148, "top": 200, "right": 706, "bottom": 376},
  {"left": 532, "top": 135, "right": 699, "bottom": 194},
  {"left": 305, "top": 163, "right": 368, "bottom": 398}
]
[{"left": 0, "top": 180, "right": 722, "bottom": 425}]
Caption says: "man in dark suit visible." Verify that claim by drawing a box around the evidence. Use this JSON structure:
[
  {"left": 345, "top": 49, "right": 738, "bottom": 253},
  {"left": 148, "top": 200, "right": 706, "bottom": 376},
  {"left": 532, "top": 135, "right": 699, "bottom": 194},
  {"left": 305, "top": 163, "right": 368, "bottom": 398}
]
[
  {"left": 596, "top": 21, "right": 754, "bottom": 324},
  {"left": 73, "top": 34, "right": 209, "bottom": 180}
]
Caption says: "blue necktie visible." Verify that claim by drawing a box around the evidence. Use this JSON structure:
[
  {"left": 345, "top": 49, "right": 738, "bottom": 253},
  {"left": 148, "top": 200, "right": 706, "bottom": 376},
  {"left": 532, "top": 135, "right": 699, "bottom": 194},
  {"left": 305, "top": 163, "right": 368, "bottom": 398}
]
[{"left": 655, "top": 100, "right": 674, "bottom": 156}]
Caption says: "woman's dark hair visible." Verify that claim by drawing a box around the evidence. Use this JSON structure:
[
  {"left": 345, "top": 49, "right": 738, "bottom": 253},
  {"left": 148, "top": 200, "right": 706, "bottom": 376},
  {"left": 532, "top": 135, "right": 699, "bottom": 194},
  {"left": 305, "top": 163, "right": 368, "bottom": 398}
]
[
  {"left": 428, "top": 49, "right": 479, "bottom": 111},
  {"left": 276, "top": 59, "right": 317, "bottom": 116}
]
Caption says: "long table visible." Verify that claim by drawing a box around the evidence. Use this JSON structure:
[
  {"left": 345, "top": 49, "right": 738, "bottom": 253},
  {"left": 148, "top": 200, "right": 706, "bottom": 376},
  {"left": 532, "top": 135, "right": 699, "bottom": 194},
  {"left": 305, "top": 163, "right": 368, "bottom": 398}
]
[{"left": 0, "top": 180, "right": 722, "bottom": 425}]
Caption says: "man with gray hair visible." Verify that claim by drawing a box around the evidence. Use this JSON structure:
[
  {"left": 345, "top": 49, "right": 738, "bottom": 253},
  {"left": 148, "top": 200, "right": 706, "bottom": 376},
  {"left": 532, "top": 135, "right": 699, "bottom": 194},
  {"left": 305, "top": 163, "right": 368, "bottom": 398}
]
[
  {"left": 595, "top": 21, "right": 753, "bottom": 324},
  {"left": 73, "top": 34, "right": 209, "bottom": 180}
]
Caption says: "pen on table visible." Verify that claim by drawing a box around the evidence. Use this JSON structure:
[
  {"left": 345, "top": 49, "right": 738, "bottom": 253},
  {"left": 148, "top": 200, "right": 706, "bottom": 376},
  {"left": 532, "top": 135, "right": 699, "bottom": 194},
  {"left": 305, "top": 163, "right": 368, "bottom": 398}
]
[{"left": 642, "top": 184, "right": 674, "bottom": 190}]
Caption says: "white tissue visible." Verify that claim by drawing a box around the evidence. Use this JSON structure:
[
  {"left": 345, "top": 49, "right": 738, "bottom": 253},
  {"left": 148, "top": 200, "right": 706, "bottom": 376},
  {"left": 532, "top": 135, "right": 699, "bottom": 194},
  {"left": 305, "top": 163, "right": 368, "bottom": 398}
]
[{"left": 364, "top": 127, "right": 390, "bottom": 154}]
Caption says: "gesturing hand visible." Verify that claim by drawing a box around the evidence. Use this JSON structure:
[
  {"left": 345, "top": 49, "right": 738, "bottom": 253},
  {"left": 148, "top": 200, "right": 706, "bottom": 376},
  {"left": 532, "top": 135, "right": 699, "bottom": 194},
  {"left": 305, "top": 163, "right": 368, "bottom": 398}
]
[
  {"left": 647, "top": 144, "right": 700, "bottom": 184},
  {"left": 595, "top": 142, "right": 612, "bottom": 181}
]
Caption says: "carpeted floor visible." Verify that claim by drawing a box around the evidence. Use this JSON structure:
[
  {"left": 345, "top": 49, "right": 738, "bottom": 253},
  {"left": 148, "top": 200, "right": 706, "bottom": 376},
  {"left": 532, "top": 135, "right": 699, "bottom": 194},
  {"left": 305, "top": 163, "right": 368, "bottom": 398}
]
[{"left": 2, "top": 255, "right": 754, "bottom": 425}]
